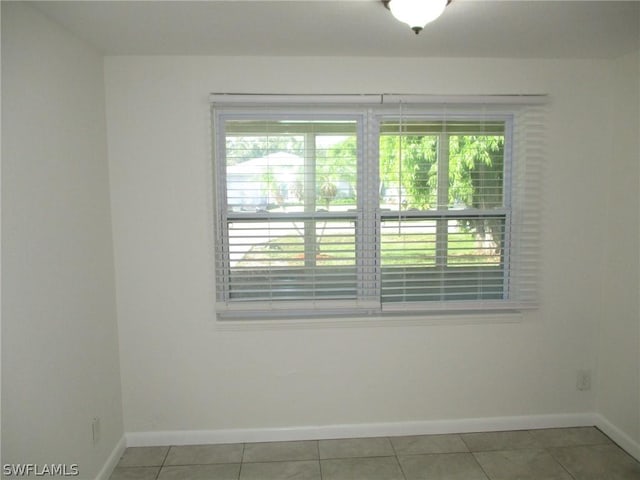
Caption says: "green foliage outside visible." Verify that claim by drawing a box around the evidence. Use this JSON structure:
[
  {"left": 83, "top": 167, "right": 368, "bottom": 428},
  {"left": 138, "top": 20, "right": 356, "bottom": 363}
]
[
  {"left": 320, "top": 133, "right": 504, "bottom": 210},
  {"left": 379, "top": 135, "right": 438, "bottom": 208},
  {"left": 352, "top": 132, "right": 504, "bottom": 253}
]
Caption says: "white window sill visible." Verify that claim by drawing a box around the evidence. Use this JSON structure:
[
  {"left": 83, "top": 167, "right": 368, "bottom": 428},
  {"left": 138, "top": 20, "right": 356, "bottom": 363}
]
[{"left": 214, "top": 310, "right": 525, "bottom": 331}]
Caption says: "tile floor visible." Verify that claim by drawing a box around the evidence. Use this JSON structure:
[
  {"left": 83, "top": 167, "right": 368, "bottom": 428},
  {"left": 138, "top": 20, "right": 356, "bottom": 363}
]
[{"left": 109, "top": 427, "right": 640, "bottom": 480}]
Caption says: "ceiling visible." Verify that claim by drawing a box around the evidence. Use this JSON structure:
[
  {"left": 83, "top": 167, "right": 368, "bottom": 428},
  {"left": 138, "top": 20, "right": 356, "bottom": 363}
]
[{"left": 31, "top": 0, "right": 640, "bottom": 59}]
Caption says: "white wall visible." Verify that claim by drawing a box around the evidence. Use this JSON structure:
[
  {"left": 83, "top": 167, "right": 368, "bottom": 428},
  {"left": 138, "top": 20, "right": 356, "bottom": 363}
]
[
  {"left": 598, "top": 49, "right": 640, "bottom": 450},
  {"left": 1, "top": 3, "right": 123, "bottom": 477},
  {"left": 104, "top": 56, "right": 617, "bottom": 437}
]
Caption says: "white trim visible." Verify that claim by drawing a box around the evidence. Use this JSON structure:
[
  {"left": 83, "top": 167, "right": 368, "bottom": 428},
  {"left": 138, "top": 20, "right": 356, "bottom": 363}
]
[
  {"left": 94, "top": 435, "right": 126, "bottom": 480},
  {"left": 382, "top": 94, "right": 549, "bottom": 105},
  {"left": 125, "top": 413, "right": 594, "bottom": 447},
  {"left": 210, "top": 93, "right": 382, "bottom": 105},
  {"left": 108, "top": 413, "right": 640, "bottom": 463},
  {"left": 215, "top": 310, "right": 523, "bottom": 331},
  {"left": 209, "top": 93, "right": 549, "bottom": 106},
  {"left": 594, "top": 413, "right": 640, "bottom": 462},
  {"left": 216, "top": 299, "right": 379, "bottom": 314}
]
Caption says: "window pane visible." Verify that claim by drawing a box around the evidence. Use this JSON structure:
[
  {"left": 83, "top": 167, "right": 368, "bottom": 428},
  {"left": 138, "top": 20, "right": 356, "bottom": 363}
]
[
  {"left": 380, "top": 217, "right": 505, "bottom": 303},
  {"left": 227, "top": 219, "right": 357, "bottom": 301},
  {"left": 225, "top": 120, "right": 358, "bottom": 213},
  {"left": 447, "top": 217, "right": 505, "bottom": 267},
  {"left": 381, "top": 265, "right": 504, "bottom": 303},
  {"left": 380, "top": 218, "right": 437, "bottom": 267},
  {"left": 448, "top": 134, "right": 505, "bottom": 209},
  {"left": 379, "top": 128, "right": 438, "bottom": 210}
]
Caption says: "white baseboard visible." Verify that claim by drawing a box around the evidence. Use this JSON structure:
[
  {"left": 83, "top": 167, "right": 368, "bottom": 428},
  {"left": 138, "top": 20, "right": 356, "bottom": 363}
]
[
  {"left": 104, "top": 413, "right": 640, "bottom": 465},
  {"left": 125, "top": 412, "right": 596, "bottom": 447},
  {"left": 594, "top": 414, "right": 640, "bottom": 462},
  {"left": 95, "top": 435, "right": 126, "bottom": 480}
]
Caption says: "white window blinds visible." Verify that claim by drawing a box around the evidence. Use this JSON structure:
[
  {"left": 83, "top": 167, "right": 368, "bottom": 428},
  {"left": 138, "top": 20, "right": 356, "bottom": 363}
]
[
  {"left": 214, "top": 115, "right": 374, "bottom": 315},
  {"left": 212, "top": 96, "right": 545, "bottom": 319},
  {"left": 377, "top": 118, "right": 508, "bottom": 307}
]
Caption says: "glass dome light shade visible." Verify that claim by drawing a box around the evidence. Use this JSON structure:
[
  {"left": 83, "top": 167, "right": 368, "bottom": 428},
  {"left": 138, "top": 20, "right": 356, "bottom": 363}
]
[{"left": 388, "top": 0, "right": 447, "bottom": 33}]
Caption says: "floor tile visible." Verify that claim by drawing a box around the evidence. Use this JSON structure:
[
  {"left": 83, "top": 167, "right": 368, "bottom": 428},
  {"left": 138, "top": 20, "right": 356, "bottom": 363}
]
[
  {"left": 106, "top": 428, "right": 637, "bottom": 480},
  {"left": 321, "top": 456, "right": 404, "bottom": 480},
  {"left": 473, "top": 448, "right": 573, "bottom": 480},
  {"left": 391, "top": 434, "right": 469, "bottom": 455},
  {"left": 157, "top": 464, "right": 241, "bottom": 480},
  {"left": 319, "top": 437, "right": 395, "bottom": 459},
  {"left": 529, "top": 427, "right": 612, "bottom": 447},
  {"left": 117, "top": 446, "right": 170, "bottom": 467},
  {"left": 239, "top": 460, "right": 321, "bottom": 480},
  {"left": 399, "top": 452, "right": 488, "bottom": 480},
  {"left": 164, "top": 443, "right": 244, "bottom": 465},
  {"left": 108, "top": 467, "right": 160, "bottom": 480},
  {"left": 549, "top": 444, "right": 640, "bottom": 480},
  {"left": 462, "top": 430, "right": 541, "bottom": 452},
  {"left": 243, "top": 440, "right": 318, "bottom": 462}
]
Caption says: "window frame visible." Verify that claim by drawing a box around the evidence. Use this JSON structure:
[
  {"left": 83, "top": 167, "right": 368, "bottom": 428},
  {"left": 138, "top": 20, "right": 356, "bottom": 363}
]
[
  {"left": 374, "top": 112, "right": 514, "bottom": 309},
  {"left": 213, "top": 109, "right": 371, "bottom": 316},
  {"left": 212, "top": 101, "right": 539, "bottom": 320}
]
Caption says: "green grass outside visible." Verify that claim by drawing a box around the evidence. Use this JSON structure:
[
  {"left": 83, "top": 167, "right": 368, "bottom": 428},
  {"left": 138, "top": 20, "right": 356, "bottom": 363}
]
[{"left": 237, "top": 232, "right": 500, "bottom": 268}]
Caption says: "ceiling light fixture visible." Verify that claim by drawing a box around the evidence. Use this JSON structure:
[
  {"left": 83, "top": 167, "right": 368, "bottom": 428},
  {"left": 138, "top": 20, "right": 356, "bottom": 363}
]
[{"left": 382, "top": 0, "right": 451, "bottom": 35}]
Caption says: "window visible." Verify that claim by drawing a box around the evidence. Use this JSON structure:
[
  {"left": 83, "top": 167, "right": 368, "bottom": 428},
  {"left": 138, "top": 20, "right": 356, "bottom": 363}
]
[
  {"left": 378, "top": 119, "right": 508, "bottom": 304},
  {"left": 212, "top": 97, "right": 542, "bottom": 319},
  {"left": 219, "top": 117, "right": 362, "bottom": 306}
]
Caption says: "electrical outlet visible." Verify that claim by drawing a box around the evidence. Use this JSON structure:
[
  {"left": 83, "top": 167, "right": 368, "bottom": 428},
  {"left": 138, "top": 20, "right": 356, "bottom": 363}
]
[
  {"left": 577, "top": 369, "right": 591, "bottom": 391},
  {"left": 92, "top": 417, "right": 101, "bottom": 446}
]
